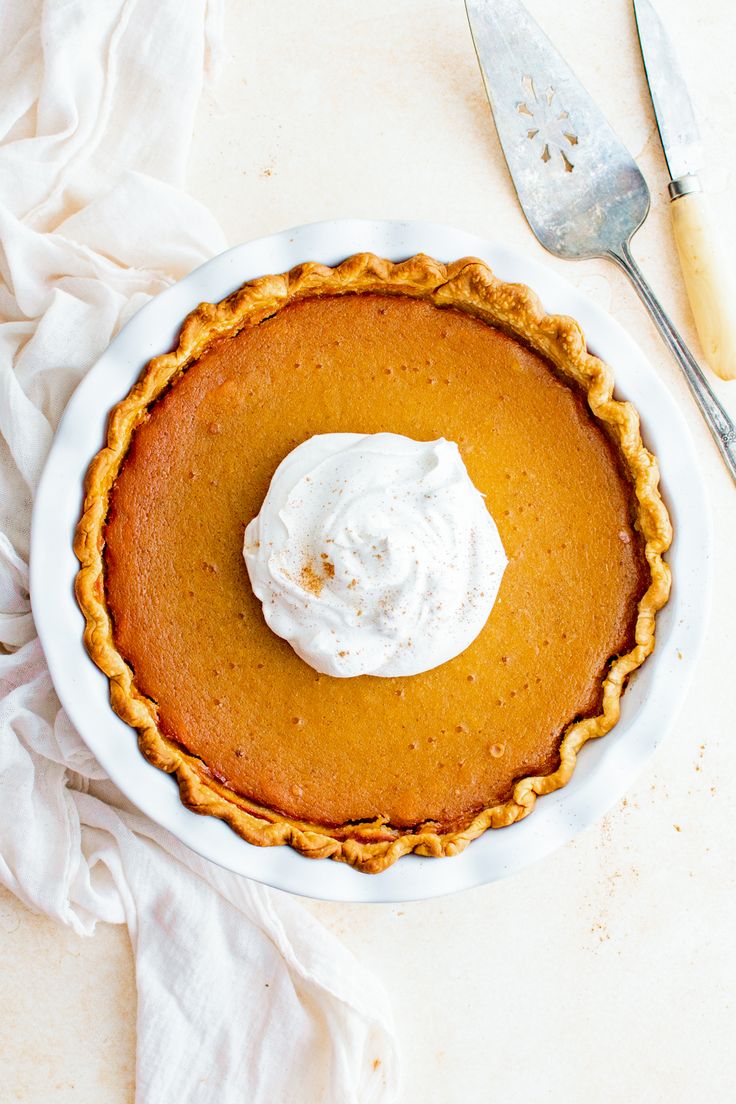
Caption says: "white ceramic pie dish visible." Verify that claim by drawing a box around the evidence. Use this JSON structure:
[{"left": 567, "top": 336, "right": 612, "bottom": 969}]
[{"left": 30, "top": 219, "right": 712, "bottom": 903}]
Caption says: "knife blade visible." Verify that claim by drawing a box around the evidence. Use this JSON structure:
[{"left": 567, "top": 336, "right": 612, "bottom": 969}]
[
  {"left": 634, "top": 0, "right": 736, "bottom": 380},
  {"left": 633, "top": 0, "right": 702, "bottom": 191}
]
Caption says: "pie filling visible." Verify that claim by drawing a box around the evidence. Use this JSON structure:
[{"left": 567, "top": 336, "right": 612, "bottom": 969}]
[
  {"left": 102, "top": 291, "right": 650, "bottom": 828},
  {"left": 75, "top": 254, "right": 672, "bottom": 871}
]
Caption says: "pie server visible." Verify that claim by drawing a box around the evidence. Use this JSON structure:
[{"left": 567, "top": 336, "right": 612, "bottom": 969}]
[{"left": 465, "top": 0, "right": 736, "bottom": 485}]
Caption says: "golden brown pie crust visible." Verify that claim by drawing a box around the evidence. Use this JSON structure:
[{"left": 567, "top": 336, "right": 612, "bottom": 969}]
[{"left": 74, "top": 253, "right": 672, "bottom": 873}]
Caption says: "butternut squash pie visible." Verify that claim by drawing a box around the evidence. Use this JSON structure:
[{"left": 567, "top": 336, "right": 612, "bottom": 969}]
[{"left": 74, "top": 253, "right": 672, "bottom": 873}]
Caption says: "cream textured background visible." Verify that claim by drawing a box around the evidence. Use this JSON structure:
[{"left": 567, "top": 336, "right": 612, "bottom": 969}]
[{"left": 2, "top": 1, "right": 735, "bottom": 1101}]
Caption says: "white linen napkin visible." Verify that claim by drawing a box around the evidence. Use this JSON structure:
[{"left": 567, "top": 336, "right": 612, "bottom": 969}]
[{"left": 0, "top": 3, "right": 399, "bottom": 1101}]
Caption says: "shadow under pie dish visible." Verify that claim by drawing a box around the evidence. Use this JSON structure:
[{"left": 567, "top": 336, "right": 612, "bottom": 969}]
[{"left": 74, "top": 252, "right": 672, "bottom": 874}]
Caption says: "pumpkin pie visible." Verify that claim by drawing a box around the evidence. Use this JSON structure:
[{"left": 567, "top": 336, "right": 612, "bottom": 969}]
[{"left": 74, "top": 253, "right": 672, "bottom": 873}]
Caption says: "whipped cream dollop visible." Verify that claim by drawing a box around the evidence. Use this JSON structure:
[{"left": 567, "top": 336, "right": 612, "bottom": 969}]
[{"left": 243, "top": 433, "right": 507, "bottom": 678}]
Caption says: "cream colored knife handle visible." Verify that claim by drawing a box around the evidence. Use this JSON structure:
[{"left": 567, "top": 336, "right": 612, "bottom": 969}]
[{"left": 671, "top": 186, "right": 736, "bottom": 381}]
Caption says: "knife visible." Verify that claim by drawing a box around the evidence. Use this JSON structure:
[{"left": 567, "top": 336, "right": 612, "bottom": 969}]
[{"left": 634, "top": 0, "right": 736, "bottom": 380}]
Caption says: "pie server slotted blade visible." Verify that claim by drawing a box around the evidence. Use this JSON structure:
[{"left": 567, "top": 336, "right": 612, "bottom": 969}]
[{"left": 464, "top": 0, "right": 736, "bottom": 484}]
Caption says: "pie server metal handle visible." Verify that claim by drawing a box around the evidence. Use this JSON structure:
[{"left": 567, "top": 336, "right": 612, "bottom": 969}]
[{"left": 609, "top": 241, "right": 736, "bottom": 483}]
